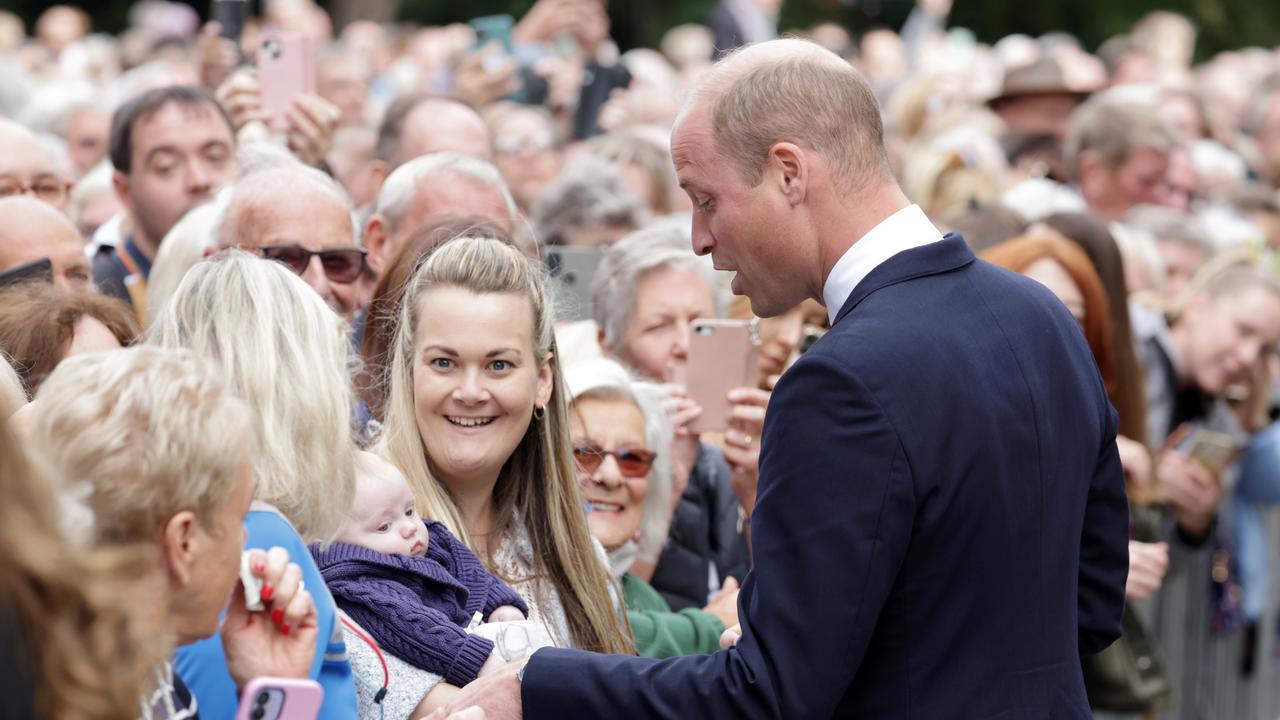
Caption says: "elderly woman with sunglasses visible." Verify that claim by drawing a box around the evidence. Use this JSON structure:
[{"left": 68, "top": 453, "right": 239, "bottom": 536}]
[{"left": 566, "top": 357, "right": 738, "bottom": 658}]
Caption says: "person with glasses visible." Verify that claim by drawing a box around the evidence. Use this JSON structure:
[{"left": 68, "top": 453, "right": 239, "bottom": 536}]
[
  {"left": 214, "top": 151, "right": 367, "bottom": 322},
  {"left": 0, "top": 118, "right": 72, "bottom": 212},
  {"left": 566, "top": 357, "right": 738, "bottom": 659}
]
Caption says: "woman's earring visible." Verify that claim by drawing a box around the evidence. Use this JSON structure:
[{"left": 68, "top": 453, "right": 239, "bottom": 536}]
[{"left": 533, "top": 405, "right": 546, "bottom": 420}]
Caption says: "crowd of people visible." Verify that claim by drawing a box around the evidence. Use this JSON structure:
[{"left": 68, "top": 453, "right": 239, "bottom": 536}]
[{"left": 1, "top": 0, "right": 1280, "bottom": 718}]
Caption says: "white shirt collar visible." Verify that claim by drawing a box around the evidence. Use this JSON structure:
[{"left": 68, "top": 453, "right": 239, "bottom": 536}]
[{"left": 821, "top": 204, "right": 943, "bottom": 325}]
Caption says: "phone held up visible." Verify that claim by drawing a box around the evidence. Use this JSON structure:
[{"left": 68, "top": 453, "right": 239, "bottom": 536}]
[
  {"left": 685, "top": 319, "right": 760, "bottom": 435},
  {"left": 257, "top": 32, "right": 316, "bottom": 130},
  {"left": 235, "top": 677, "right": 324, "bottom": 720}
]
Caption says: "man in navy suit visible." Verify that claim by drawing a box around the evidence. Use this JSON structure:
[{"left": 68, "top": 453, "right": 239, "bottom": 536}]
[{"left": 441, "top": 39, "right": 1128, "bottom": 719}]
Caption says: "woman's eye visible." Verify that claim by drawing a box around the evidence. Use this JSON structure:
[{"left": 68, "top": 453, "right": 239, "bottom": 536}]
[
  {"left": 490, "top": 359, "right": 511, "bottom": 372},
  {"left": 429, "top": 357, "right": 453, "bottom": 369}
]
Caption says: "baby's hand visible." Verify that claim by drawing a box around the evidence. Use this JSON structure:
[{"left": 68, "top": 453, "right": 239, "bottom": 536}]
[{"left": 487, "top": 605, "right": 525, "bottom": 623}]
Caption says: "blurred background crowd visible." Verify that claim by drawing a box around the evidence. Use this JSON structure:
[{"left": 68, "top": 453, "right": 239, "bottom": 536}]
[{"left": 3, "top": 0, "right": 1280, "bottom": 719}]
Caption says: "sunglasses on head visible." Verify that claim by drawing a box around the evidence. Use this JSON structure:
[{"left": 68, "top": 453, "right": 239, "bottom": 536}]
[
  {"left": 572, "top": 443, "right": 656, "bottom": 478},
  {"left": 259, "top": 244, "right": 366, "bottom": 284}
]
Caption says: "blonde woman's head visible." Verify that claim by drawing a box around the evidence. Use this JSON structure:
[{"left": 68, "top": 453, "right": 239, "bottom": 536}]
[
  {"left": 28, "top": 345, "right": 257, "bottom": 643},
  {"left": 148, "top": 250, "right": 356, "bottom": 541}
]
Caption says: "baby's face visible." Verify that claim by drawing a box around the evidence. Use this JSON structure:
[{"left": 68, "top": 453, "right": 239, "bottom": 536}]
[{"left": 337, "top": 455, "right": 429, "bottom": 557}]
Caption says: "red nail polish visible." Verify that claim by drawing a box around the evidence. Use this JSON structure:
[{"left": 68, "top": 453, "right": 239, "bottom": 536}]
[
  {"left": 281, "top": 623, "right": 291, "bottom": 636},
  {"left": 261, "top": 584, "right": 274, "bottom": 602},
  {"left": 272, "top": 608, "right": 284, "bottom": 625}
]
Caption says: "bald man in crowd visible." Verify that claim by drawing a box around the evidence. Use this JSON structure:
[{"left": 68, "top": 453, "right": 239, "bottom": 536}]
[
  {"left": 444, "top": 39, "right": 1127, "bottom": 720},
  {"left": 368, "top": 93, "right": 493, "bottom": 195},
  {"left": 0, "top": 197, "right": 93, "bottom": 292},
  {"left": 0, "top": 118, "right": 72, "bottom": 212},
  {"left": 361, "top": 152, "right": 517, "bottom": 275},
  {"left": 215, "top": 160, "right": 365, "bottom": 321}
]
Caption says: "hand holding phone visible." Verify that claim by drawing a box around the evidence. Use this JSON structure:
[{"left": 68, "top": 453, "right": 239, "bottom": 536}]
[
  {"left": 235, "top": 677, "right": 323, "bottom": 720},
  {"left": 258, "top": 33, "right": 315, "bottom": 130}
]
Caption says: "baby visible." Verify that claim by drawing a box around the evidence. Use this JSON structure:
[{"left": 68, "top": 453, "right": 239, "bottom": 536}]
[{"left": 312, "top": 452, "right": 530, "bottom": 686}]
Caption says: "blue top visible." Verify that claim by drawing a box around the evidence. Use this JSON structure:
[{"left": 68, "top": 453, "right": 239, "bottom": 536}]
[{"left": 174, "top": 506, "right": 357, "bottom": 719}]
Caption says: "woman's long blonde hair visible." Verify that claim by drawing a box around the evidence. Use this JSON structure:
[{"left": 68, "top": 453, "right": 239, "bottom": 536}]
[
  {"left": 148, "top": 251, "right": 357, "bottom": 542},
  {"left": 378, "top": 235, "right": 635, "bottom": 655}
]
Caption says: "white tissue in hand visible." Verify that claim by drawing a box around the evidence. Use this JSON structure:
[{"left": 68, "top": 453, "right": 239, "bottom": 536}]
[
  {"left": 240, "top": 551, "right": 265, "bottom": 611},
  {"left": 469, "top": 620, "right": 555, "bottom": 662}
]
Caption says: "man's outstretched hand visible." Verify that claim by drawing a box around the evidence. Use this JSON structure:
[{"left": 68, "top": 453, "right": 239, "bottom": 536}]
[{"left": 427, "top": 659, "right": 524, "bottom": 720}]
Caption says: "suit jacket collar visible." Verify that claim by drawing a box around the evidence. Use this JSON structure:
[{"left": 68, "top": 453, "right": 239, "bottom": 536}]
[{"left": 831, "top": 233, "right": 975, "bottom": 326}]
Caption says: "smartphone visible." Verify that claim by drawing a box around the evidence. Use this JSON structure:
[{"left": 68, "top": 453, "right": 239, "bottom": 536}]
[
  {"left": 1174, "top": 427, "right": 1244, "bottom": 477},
  {"left": 686, "top": 319, "right": 759, "bottom": 434},
  {"left": 235, "top": 677, "right": 324, "bottom": 720},
  {"left": 0, "top": 257, "right": 53, "bottom": 289},
  {"left": 211, "top": 0, "right": 247, "bottom": 42},
  {"left": 545, "top": 247, "right": 603, "bottom": 322},
  {"left": 258, "top": 33, "right": 315, "bottom": 128},
  {"left": 469, "top": 14, "right": 515, "bottom": 55}
]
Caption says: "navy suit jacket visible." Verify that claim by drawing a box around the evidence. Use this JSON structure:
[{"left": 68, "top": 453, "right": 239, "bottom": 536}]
[{"left": 522, "top": 235, "right": 1129, "bottom": 718}]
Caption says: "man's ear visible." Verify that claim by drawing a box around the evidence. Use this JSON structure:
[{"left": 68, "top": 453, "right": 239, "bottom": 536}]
[
  {"left": 161, "top": 510, "right": 200, "bottom": 589},
  {"left": 112, "top": 170, "right": 135, "bottom": 215},
  {"left": 367, "top": 159, "right": 391, "bottom": 196},
  {"left": 769, "top": 142, "right": 807, "bottom": 206},
  {"left": 365, "top": 215, "right": 389, "bottom": 274}
]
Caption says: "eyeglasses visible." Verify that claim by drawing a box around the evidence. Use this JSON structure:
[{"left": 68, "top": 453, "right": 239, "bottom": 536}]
[
  {"left": 495, "top": 132, "right": 555, "bottom": 156},
  {"left": 0, "top": 177, "right": 70, "bottom": 204},
  {"left": 259, "top": 244, "right": 367, "bottom": 284},
  {"left": 572, "top": 443, "right": 656, "bottom": 478}
]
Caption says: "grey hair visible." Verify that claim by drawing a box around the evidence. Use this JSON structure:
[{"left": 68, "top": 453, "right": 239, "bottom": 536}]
[
  {"left": 1064, "top": 93, "right": 1178, "bottom": 179},
  {"left": 592, "top": 216, "right": 725, "bottom": 352},
  {"left": 373, "top": 151, "right": 517, "bottom": 238},
  {"left": 214, "top": 144, "right": 355, "bottom": 249},
  {"left": 67, "top": 160, "right": 115, "bottom": 229},
  {"left": 18, "top": 81, "right": 97, "bottom": 138},
  {"left": 529, "top": 156, "right": 651, "bottom": 247},
  {"left": 563, "top": 357, "right": 673, "bottom": 559},
  {"left": 147, "top": 250, "right": 357, "bottom": 542}
]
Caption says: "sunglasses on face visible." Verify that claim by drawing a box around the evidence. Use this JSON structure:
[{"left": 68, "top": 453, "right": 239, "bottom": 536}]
[
  {"left": 572, "top": 443, "right": 656, "bottom": 478},
  {"left": 259, "top": 244, "right": 366, "bottom": 284}
]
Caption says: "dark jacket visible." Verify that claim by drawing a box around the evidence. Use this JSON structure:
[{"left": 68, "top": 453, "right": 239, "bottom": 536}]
[
  {"left": 521, "top": 235, "right": 1129, "bottom": 718},
  {"left": 311, "top": 520, "right": 527, "bottom": 686},
  {"left": 650, "top": 443, "right": 750, "bottom": 611}
]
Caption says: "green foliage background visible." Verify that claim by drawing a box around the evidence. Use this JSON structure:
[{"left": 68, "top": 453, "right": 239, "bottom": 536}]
[{"left": 13, "top": 0, "right": 1280, "bottom": 60}]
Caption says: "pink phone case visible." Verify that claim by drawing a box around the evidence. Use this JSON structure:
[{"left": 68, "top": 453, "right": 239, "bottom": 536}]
[
  {"left": 686, "top": 319, "right": 758, "bottom": 434},
  {"left": 235, "top": 677, "right": 324, "bottom": 720},
  {"left": 258, "top": 33, "right": 315, "bottom": 127}
]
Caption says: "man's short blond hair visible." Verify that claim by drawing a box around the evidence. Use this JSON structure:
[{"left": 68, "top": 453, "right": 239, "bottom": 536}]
[
  {"left": 703, "top": 40, "right": 890, "bottom": 190},
  {"left": 1065, "top": 96, "right": 1178, "bottom": 179},
  {"left": 28, "top": 346, "right": 256, "bottom": 545}
]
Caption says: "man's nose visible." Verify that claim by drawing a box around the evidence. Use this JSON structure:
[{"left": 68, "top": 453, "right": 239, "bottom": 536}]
[
  {"left": 691, "top": 213, "right": 714, "bottom": 256},
  {"left": 301, "top": 255, "right": 333, "bottom": 301}
]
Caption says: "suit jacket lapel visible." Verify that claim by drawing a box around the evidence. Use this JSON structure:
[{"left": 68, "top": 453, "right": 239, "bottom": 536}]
[{"left": 831, "top": 233, "right": 976, "bottom": 326}]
